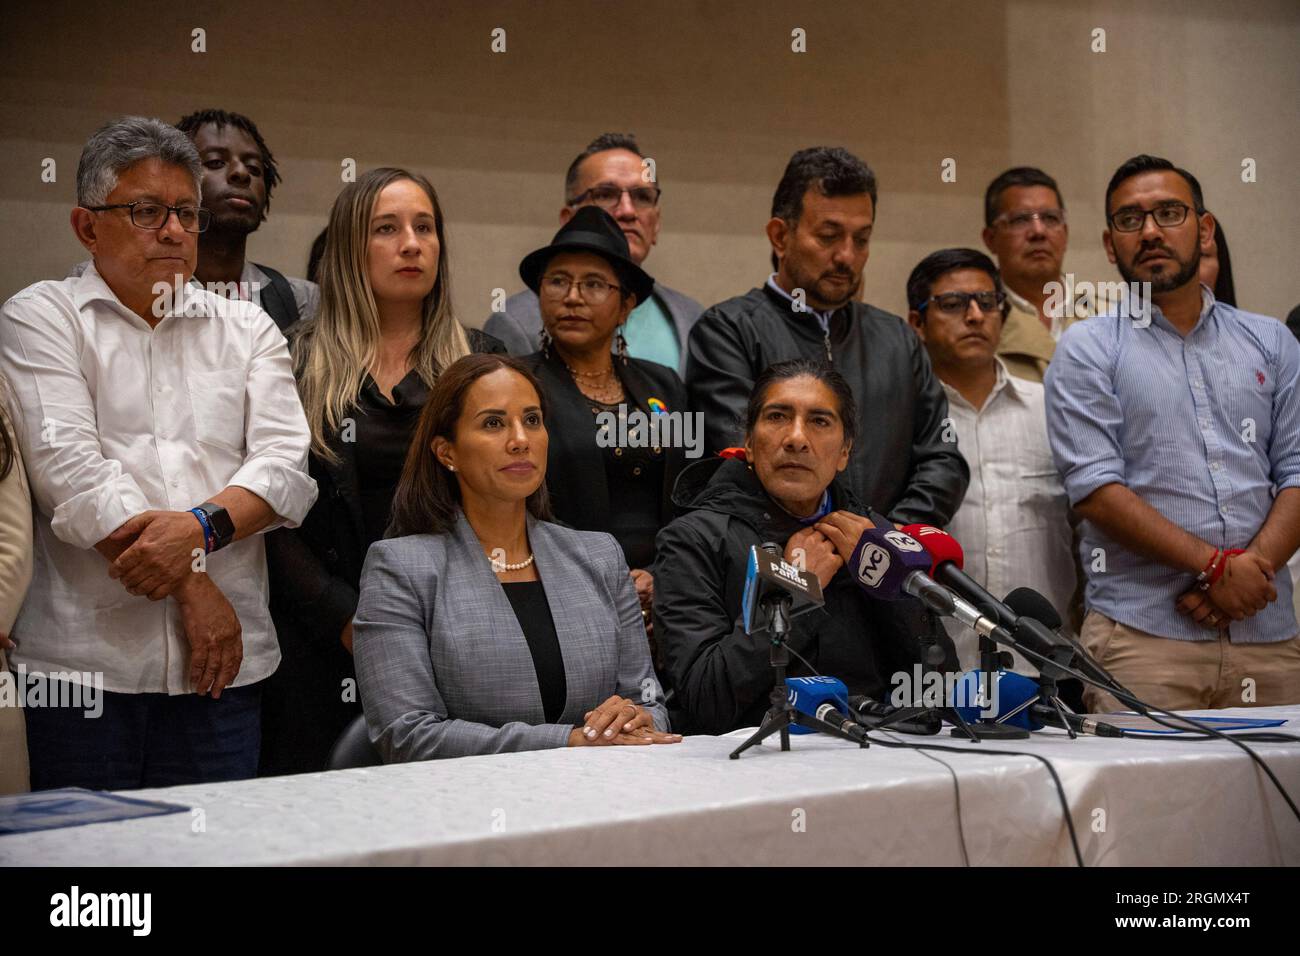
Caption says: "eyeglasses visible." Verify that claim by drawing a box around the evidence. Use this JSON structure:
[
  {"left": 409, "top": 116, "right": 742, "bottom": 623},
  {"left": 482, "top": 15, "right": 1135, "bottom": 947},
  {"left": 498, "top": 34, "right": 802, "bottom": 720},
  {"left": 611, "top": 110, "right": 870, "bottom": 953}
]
[
  {"left": 993, "top": 209, "right": 1066, "bottom": 233},
  {"left": 919, "top": 290, "right": 1006, "bottom": 316},
  {"left": 539, "top": 273, "right": 624, "bottom": 304},
  {"left": 83, "top": 200, "right": 210, "bottom": 233},
  {"left": 1108, "top": 201, "right": 1194, "bottom": 233},
  {"left": 567, "top": 184, "right": 662, "bottom": 211}
]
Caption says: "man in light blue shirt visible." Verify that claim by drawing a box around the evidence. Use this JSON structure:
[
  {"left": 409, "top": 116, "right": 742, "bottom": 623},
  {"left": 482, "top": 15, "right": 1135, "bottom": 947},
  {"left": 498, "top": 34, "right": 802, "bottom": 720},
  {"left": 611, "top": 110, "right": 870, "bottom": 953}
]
[{"left": 1046, "top": 155, "right": 1300, "bottom": 713}]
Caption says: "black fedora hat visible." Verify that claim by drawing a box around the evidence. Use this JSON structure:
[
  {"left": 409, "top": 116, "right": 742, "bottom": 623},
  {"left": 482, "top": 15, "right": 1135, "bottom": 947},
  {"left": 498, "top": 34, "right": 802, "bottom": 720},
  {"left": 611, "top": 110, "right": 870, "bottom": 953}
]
[{"left": 519, "top": 206, "right": 655, "bottom": 306}]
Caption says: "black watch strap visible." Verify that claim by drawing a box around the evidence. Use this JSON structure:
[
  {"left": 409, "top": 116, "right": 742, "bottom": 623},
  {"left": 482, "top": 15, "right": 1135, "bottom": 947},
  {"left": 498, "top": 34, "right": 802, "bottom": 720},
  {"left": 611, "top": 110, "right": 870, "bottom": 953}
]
[{"left": 197, "top": 501, "right": 236, "bottom": 551}]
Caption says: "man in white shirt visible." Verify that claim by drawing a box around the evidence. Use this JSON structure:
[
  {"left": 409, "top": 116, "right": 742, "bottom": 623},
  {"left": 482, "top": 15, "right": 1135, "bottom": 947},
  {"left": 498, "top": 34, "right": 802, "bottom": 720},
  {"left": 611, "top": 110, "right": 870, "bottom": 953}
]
[
  {"left": 0, "top": 116, "right": 316, "bottom": 791},
  {"left": 905, "top": 248, "right": 1076, "bottom": 679},
  {"left": 67, "top": 107, "right": 318, "bottom": 331}
]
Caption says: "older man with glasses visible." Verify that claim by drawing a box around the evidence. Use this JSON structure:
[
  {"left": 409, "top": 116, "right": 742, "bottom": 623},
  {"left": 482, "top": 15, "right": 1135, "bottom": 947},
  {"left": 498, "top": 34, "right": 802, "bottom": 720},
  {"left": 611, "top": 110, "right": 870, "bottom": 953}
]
[
  {"left": 0, "top": 116, "right": 316, "bottom": 790},
  {"left": 981, "top": 167, "right": 1090, "bottom": 383},
  {"left": 486, "top": 132, "right": 701, "bottom": 375}
]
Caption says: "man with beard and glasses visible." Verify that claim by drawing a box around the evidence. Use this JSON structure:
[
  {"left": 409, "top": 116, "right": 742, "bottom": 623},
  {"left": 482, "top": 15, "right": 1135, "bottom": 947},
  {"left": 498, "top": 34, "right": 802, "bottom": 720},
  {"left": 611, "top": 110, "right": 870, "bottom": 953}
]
[
  {"left": 981, "top": 167, "right": 1090, "bottom": 383},
  {"left": 70, "top": 109, "right": 318, "bottom": 331},
  {"left": 686, "top": 146, "right": 968, "bottom": 527},
  {"left": 1045, "top": 154, "right": 1300, "bottom": 713}
]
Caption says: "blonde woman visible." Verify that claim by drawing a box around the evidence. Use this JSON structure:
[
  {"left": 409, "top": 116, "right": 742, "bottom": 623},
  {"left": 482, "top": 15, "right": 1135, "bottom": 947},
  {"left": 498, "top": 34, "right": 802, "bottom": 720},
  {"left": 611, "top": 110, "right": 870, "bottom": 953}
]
[
  {"left": 263, "top": 167, "right": 502, "bottom": 774},
  {"left": 0, "top": 376, "right": 33, "bottom": 794}
]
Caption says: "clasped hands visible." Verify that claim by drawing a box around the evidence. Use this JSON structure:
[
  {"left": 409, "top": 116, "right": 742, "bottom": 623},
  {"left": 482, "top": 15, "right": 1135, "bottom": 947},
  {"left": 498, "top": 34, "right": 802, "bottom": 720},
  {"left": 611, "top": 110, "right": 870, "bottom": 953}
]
[
  {"left": 567, "top": 694, "right": 682, "bottom": 747},
  {"left": 1176, "top": 550, "right": 1277, "bottom": 632},
  {"left": 783, "top": 511, "right": 878, "bottom": 589},
  {"left": 105, "top": 510, "right": 243, "bottom": 698}
]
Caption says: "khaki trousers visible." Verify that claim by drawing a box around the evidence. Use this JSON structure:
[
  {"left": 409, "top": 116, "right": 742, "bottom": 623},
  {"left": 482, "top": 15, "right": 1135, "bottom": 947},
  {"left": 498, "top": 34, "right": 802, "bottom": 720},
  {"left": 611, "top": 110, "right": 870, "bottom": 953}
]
[
  {"left": 1079, "top": 610, "right": 1300, "bottom": 714},
  {"left": 0, "top": 647, "right": 31, "bottom": 794}
]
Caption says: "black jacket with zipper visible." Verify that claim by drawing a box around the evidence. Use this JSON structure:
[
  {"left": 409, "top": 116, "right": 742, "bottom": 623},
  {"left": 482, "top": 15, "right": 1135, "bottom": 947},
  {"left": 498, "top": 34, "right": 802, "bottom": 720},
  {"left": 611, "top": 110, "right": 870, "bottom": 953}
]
[
  {"left": 652, "top": 455, "right": 956, "bottom": 736},
  {"left": 685, "top": 284, "right": 969, "bottom": 527}
]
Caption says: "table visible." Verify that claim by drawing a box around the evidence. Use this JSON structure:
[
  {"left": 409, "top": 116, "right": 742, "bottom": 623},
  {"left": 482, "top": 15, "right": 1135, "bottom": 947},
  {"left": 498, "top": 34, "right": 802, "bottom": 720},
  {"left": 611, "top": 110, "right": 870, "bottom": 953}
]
[{"left": 3, "top": 706, "right": 1298, "bottom": 866}]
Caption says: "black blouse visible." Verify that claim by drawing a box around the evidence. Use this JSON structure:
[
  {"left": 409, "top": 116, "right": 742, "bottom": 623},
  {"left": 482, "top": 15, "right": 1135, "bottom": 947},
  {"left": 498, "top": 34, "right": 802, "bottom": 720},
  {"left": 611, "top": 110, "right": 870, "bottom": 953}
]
[
  {"left": 354, "top": 369, "right": 427, "bottom": 548},
  {"left": 501, "top": 579, "right": 567, "bottom": 724}
]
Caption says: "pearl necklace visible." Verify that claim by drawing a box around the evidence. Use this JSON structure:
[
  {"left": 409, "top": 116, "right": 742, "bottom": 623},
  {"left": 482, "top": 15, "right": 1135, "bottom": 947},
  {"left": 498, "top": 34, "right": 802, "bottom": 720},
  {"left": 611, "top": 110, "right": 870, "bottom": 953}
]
[{"left": 493, "top": 552, "right": 535, "bottom": 573}]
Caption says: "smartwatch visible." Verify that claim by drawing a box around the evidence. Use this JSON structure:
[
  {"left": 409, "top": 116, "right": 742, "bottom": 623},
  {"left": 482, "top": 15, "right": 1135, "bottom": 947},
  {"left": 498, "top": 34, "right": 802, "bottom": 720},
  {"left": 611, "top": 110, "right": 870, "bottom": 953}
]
[{"left": 195, "top": 501, "right": 236, "bottom": 552}]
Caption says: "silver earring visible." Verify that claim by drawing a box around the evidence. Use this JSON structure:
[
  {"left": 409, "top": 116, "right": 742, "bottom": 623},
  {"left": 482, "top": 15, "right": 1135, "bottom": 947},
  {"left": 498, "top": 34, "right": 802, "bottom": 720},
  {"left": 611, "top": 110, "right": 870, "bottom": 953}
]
[
  {"left": 616, "top": 329, "right": 629, "bottom": 365},
  {"left": 539, "top": 328, "right": 553, "bottom": 359}
]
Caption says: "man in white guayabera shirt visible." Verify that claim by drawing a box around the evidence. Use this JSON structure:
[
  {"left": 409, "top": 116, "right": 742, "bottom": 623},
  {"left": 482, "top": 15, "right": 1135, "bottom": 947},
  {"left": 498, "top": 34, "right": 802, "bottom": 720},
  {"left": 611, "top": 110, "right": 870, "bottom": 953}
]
[{"left": 0, "top": 116, "right": 317, "bottom": 791}]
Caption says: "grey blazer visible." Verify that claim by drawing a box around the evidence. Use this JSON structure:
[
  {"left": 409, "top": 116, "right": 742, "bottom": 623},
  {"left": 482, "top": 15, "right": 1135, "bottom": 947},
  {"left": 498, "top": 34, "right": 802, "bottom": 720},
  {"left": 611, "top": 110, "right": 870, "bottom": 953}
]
[
  {"left": 353, "top": 511, "right": 669, "bottom": 761},
  {"left": 483, "top": 282, "right": 702, "bottom": 376}
]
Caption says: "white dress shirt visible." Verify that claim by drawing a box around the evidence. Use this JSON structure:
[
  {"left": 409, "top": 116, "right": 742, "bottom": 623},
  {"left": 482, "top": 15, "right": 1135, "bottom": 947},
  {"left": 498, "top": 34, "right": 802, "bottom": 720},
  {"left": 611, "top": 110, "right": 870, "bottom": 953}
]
[
  {"left": 941, "top": 357, "right": 1076, "bottom": 674},
  {"left": 0, "top": 264, "right": 317, "bottom": 695}
]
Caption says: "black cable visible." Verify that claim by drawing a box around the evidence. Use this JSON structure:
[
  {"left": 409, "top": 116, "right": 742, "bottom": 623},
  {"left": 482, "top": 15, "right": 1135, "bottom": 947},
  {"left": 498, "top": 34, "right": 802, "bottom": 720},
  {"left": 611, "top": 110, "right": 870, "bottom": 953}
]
[
  {"left": 780, "top": 642, "right": 1072, "bottom": 866},
  {"left": 883, "top": 729, "right": 972, "bottom": 867},
  {"left": 860, "top": 730, "right": 1086, "bottom": 867},
  {"left": 1008, "top": 635, "right": 1300, "bottom": 823}
]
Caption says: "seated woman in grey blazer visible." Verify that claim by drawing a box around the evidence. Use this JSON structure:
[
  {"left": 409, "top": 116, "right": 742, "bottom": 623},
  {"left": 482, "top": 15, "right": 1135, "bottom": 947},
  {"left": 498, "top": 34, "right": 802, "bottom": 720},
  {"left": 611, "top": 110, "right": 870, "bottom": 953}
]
[{"left": 353, "top": 353, "right": 680, "bottom": 760}]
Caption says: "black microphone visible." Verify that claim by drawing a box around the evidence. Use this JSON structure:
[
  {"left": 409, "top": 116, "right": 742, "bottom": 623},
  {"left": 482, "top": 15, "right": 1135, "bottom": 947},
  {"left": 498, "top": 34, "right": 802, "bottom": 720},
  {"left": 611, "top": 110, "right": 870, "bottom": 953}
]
[
  {"left": 846, "top": 695, "right": 942, "bottom": 735},
  {"left": 1003, "top": 587, "right": 1122, "bottom": 690},
  {"left": 1030, "top": 704, "right": 1125, "bottom": 738},
  {"left": 1004, "top": 587, "right": 1062, "bottom": 630},
  {"left": 814, "top": 702, "right": 871, "bottom": 744},
  {"left": 741, "top": 542, "right": 824, "bottom": 635}
]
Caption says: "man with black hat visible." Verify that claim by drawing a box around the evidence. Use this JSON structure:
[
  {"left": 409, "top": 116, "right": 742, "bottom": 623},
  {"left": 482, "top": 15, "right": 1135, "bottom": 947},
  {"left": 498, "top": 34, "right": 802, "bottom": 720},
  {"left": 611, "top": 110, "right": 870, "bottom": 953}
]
[{"left": 686, "top": 146, "right": 968, "bottom": 526}]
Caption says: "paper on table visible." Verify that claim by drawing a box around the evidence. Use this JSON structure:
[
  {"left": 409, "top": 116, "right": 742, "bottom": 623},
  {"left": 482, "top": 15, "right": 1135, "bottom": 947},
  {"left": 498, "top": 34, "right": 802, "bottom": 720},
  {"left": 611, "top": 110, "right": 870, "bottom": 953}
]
[
  {"left": 0, "top": 787, "right": 190, "bottom": 834},
  {"left": 1097, "top": 713, "right": 1287, "bottom": 736}
]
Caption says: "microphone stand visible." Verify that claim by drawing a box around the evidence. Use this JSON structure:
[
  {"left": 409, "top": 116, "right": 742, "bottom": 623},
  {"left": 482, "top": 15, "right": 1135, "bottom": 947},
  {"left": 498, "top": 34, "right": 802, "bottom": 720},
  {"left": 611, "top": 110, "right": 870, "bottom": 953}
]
[
  {"left": 729, "top": 595, "right": 869, "bottom": 758},
  {"left": 869, "top": 619, "right": 987, "bottom": 742},
  {"left": 993, "top": 624, "right": 1079, "bottom": 738}
]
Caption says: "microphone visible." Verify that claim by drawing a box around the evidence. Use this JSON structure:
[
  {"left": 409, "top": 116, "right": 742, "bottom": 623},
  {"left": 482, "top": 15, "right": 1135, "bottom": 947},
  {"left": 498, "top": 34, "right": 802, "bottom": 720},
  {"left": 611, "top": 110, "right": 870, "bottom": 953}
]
[
  {"left": 901, "top": 525, "right": 1074, "bottom": 669},
  {"left": 1003, "top": 587, "right": 1121, "bottom": 691},
  {"left": 951, "top": 670, "right": 1125, "bottom": 737},
  {"left": 848, "top": 526, "right": 1012, "bottom": 645},
  {"left": 742, "top": 543, "right": 824, "bottom": 635},
  {"left": 785, "top": 676, "right": 869, "bottom": 743},
  {"left": 1004, "top": 587, "right": 1062, "bottom": 630},
  {"left": 846, "top": 695, "right": 942, "bottom": 735},
  {"left": 1032, "top": 706, "right": 1125, "bottom": 738},
  {"left": 902, "top": 524, "right": 1016, "bottom": 627},
  {"left": 951, "top": 669, "right": 1043, "bottom": 731}
]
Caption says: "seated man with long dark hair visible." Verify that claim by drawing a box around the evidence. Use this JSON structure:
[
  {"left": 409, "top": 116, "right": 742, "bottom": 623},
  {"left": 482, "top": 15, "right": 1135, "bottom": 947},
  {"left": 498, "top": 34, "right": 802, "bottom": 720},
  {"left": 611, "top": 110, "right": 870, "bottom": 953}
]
[
  {"left": 654, "top": 359, "right": 956, "bottom": 735},
  {"left": 353, "top": 353, "right": 680, "bottom": 760}
]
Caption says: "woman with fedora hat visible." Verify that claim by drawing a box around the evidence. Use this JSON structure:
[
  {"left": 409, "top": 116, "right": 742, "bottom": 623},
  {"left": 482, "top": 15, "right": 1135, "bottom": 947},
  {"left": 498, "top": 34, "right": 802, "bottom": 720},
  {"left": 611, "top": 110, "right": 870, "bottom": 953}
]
[{"left": 519, "top": 206, "right": 689, "bottom": 654}]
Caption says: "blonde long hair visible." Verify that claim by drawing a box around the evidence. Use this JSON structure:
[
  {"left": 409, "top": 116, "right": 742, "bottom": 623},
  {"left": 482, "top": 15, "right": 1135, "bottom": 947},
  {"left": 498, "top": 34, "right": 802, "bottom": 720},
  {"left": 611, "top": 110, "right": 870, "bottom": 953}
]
[{"left": 293, "top": 167, "right": 470, "bottom": 461}]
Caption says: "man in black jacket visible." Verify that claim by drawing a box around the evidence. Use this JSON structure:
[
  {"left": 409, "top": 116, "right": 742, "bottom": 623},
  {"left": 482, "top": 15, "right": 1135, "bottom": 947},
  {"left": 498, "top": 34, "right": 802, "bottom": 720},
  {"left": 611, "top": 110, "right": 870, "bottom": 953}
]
[
  {"left": 654, "top": 360, "right": 956, "bottom": 735},
  {"left": 686, "top": 147, "right": 968, "bottom": 526}
]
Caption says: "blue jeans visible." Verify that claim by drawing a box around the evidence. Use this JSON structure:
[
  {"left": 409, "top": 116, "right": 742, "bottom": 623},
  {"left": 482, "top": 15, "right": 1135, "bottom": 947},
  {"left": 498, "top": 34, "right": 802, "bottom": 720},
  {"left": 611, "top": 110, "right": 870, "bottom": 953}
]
[{"left": 22, "top": 676, "right": 262, "bottom": 792}]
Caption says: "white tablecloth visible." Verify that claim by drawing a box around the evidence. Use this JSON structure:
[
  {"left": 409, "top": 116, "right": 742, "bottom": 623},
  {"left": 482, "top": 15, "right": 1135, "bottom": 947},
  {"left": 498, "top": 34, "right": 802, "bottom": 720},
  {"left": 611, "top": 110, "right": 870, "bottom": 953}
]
[{"left": 3, "top": 706, "right": 1298, "bottom": 866}]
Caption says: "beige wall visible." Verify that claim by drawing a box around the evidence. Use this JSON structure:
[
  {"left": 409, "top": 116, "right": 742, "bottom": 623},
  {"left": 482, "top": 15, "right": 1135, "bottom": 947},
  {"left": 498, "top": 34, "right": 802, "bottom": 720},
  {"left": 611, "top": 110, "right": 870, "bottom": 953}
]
[{"left": 1, "top": 0, "right": 1297, "bottom": 324}]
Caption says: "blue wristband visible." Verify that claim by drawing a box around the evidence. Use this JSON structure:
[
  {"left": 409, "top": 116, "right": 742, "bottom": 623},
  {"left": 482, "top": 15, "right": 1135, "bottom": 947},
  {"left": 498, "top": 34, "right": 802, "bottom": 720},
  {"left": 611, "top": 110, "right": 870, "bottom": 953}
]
[{"left": 190, "top": 507, "right": 216, "bottom": 554}]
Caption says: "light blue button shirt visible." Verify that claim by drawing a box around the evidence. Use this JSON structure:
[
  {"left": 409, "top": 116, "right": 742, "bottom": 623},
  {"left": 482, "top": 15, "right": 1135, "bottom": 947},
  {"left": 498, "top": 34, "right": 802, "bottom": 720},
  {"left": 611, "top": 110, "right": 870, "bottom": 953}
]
[{"left": 1045, "top": 288, "right": 1300, "bottom": 642}]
